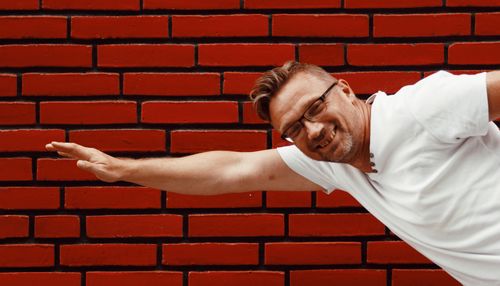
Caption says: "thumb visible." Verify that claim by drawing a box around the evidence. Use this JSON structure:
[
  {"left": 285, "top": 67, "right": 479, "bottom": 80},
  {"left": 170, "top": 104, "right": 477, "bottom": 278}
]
[{"left": 76, "top": 160, "right": 95, "bottom": 172}]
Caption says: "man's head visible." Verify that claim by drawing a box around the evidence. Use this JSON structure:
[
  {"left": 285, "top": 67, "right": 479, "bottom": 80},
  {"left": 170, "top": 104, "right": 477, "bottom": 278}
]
[{"left": 250, "top": 61, "right": 370, "bottom": 164}]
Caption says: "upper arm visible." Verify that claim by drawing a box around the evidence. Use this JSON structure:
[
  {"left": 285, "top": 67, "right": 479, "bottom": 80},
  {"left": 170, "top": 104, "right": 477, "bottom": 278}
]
[
  {"left": 227, "top": 149, "right": 324, "bottom": 192},
  {"left": 486, "top": 71, "right": 500, "bottom": 121}
]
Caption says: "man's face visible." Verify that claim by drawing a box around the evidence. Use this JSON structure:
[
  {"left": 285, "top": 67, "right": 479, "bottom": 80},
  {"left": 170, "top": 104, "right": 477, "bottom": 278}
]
[{"left": 269, "top": 72, "right": 365, "bottom": 163}]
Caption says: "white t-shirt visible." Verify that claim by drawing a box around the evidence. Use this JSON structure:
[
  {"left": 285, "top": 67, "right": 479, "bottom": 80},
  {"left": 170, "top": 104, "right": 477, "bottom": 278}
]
[{"left": 277, "top": 71, "right": 500, "bottom": 285}]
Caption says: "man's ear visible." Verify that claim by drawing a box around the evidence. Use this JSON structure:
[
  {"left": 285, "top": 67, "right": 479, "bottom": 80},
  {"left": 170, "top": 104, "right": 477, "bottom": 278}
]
[{"left": 337, "top": 79, "right": 356, "bottom": 100}]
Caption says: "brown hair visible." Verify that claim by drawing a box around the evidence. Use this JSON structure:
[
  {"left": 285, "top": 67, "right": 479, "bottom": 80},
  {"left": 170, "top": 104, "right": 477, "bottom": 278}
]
[{"left": 249, "top": 61, "right": 332, "bottom": 122}]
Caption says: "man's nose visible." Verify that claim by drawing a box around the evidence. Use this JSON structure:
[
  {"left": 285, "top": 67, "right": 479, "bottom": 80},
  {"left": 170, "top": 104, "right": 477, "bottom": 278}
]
[{"left": 303, "top": 120, "right": 324, "bottom": 141}]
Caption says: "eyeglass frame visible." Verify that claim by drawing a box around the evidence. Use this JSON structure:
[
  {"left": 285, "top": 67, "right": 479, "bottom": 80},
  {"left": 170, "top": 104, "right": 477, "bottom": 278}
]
[{"left": 280, "top": 81, "right": 338, "bottom": 143}]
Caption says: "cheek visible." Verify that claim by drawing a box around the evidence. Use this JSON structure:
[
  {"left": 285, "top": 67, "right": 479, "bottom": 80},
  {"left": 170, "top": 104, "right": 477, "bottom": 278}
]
[{"left": 334, "top": 112, "right": 357, "bottom": 137}]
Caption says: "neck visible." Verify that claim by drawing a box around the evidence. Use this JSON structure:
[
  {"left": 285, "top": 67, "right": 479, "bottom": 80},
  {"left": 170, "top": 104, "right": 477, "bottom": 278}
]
[{"left": 350, "top": 101, "right": 373, "bottom": 173}]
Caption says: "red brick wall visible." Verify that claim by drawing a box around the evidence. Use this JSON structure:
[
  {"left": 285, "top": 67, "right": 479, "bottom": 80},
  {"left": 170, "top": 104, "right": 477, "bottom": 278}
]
[{"left": 1, "top": 0, "right": 499, "bottom": 285}]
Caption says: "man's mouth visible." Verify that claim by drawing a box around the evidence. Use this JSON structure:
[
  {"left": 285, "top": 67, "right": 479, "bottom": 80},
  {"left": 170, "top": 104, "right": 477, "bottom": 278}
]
[{"left": 317, "top": 126, "right": 336, "bottom": 149}]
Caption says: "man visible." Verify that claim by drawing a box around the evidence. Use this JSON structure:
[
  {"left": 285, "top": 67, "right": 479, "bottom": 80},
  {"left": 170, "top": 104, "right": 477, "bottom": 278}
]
[{"left": 46, "top": 61, "right": 500, "bottom": 285}]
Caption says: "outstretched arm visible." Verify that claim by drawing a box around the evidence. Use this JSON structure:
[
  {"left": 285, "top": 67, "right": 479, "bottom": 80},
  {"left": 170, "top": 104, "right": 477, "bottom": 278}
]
[
  {"left": 45, "top": 142, "right": 323, "bottom": 195},
  {"left": 486, "top": 71, "right": 500, "bottom": 121}
]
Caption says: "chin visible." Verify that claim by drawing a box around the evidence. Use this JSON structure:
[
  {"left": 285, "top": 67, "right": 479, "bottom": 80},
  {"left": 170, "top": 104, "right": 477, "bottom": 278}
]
[{"left": 322, "top": 133, "right": 354, "bottom": 163}]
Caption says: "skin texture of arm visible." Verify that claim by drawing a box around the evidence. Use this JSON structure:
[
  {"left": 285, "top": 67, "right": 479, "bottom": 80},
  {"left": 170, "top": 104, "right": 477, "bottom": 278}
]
[
  {"left": 486, "top": 70, "right": 500, "bottom": 121},
  {"left": 45, "top": 142, "right": 323, "bottom": 195}
]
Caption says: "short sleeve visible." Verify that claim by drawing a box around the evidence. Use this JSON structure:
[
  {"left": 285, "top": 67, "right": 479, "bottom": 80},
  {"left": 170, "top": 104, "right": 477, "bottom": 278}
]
[
  {"left": 403, "top": 71, "right": 489, "bottom": 143},
  {"left": 276, "top": 145, "right": 339, "bottom": 194}
]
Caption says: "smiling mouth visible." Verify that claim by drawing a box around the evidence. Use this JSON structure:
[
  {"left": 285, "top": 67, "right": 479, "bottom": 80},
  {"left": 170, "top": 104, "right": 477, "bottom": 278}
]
[{"left": 318, "top": 126, "right": 337, "bottom": 149}]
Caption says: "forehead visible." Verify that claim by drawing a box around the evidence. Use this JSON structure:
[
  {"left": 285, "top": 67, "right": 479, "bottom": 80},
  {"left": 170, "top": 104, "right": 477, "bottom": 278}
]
[{"left": 269, "top": 72, "right": 329, "bottom": 131}]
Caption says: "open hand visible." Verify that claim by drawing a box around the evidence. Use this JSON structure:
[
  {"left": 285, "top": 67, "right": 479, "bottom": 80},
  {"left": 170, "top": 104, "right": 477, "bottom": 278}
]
[{"left": 45, "top": 142, "right": 124, "bottom": 183}]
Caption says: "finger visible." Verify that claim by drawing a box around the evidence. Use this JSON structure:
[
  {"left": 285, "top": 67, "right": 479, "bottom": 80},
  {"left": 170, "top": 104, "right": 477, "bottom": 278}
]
[
  {"left": 48, "top": 142, "right": 94, "bottom": 160},
  {"left": 57, "top": 151, "right": 76, "bottom": 159},
  {"left": 45, "top": 143, "right": 56, "bottom": 151}
]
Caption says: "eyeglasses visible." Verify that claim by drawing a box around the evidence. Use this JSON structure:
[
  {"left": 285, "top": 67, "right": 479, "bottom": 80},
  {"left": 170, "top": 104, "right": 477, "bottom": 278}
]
[{"left": 281, "top": 81, "right": 338, "bottom": 143}]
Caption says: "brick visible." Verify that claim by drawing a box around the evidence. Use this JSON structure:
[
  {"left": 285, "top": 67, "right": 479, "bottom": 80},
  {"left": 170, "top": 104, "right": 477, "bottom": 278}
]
[
  {"left": 0, "top": 74, "right": 17, "bottom": 97},
  {"left": 173, "top": 15, "right": 268, "bottom": 38},
  {"left": 87, "top": 271, "right": 183, "bottom": 286},
  {"left": 345, "top": 0, "right": 442, "bottom": 8},
  {"left": 0, "top": 0, "right": 38, "bottom": 10},
  {"left": 245, "top": 0, "right": 340, "bottom": 9},
  {"left": 367, "top": 241, "right": 432, "bottom": 264},
  {"left": 289, "top": 213, "right": 385, "bottom": 237},
  {"left": 37, "top": 158, "right": 96, "bottom": 181},
  {"left": 143, "top": 0, "right": 239, "bottom": 9},
  {"left": 142, "top": 101, "right": 238, "bottom": 124},
  {"left": 0, "top": 102, "right": 36, "bottom": 125},
  {"left": 0, "top": 129, "right": 65, "bottom": 152},
  {"left": 40, "top": 101, "right": 137, "bottom": 125},
  {"left": 242, "top": 102, "right": 268, "bottom": 124},
  {"left": 299, "top": 44, "right": 344, "bottom": 66},
  {"left": 0, "top": 216, "right": 29, "bottom": 239},
  {"left": 316, "top": 190, "right": 362, "bottom": 208},
  {"left": 98, "top": 44, "right": 194, "bottom": 68},
  {"left": 273, "top": 14, "right": 368, "bottom": 37},
  {"left": 447, "top": 0, "right": 500, "bottom": 7},
  {"left": 72, "top": 16, "right": 168, "bottom": 39},
  {"left": 0, "top": 16, "right": 65, "bottom": 39},
  {"left": 0, "top": 45, "right": 92, "bottom": 67},
  {"left": 124, "top": 73, "right": 220, "bottom": 96},
  {"left": 449, "top": 42, "right": 500, "bottom": 65},
  {"left": 43, "top": 0, "right": 139, "bottom": 10},
  {"left": 86, "top": 214, "right": 183, "bottom": 238},
  {"left": 189, "top": 214, "right": 284, "bottom": 237},
  {"left": 35, "top": 215, "right": 80, "bottom": 238},
  {"left": 198, "top": 44, "right": 294, "bottom": 67},
  {"left": 170, "top": 130, "right": 267, "bottom": 153},
  {"left": 291, "top": 269, "right": 386, "bottom": 286},
  {"left": 266, "top": 191, "right": 312, "bottom": 208},
  {"left": 163, "top": 243, "right": 259, "bottom": 265},
  {"left": 0, "top": 244, "right": 54, "bottom": 267},
  {"left": 392, "top": 269, "right": 461, "bottom": 286},
  {"left": 332, "top": 71, "right": 422, "bottom": 94},
  {"left": 374, "top": 14, "right": 470, "bottom": 38},
  {"left": 190, "top": 271, "right": 284, "bottom": 286},
  {"left": 476, "top": 13, "right": 500, "bottom": 35},
  {"left": 0, "top": 187, "right": 59, "bottom": 210},
  {"left": 61, "top": 244, "right": 156, "bottom": 266},
  {"left": 348, "top": 44, "right": 444, "bottom": 66},
  {"left": 65, "top": 186, "right": 161, "bottom": 209},
  {"left": 23, "top": 73, "right": 119, "bottom": 96},
  {"left": 69, "top": 129, "right": 166, "bottom": 152},
  {"left": 223, "top": 72, "right": 261, "bottom": 95},
  {"left": 167, "top": 192, "right": 262, "bottom": 209},
  {"left": 0, "top": 158, "right": 32, "bottom": 181},
  {"left": 0, "top": 272, "right": 80, "bottom": 286},
  {"left": 265, "top": 242, "right": 361, "bottom": 265}
]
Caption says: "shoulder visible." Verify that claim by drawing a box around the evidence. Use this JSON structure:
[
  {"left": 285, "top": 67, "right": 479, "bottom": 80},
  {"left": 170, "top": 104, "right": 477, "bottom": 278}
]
[
  {"left": 276, "top": 145, "right": 348, "bottom": 194},
  {"left": 399, "top": 71, "right": 489, "bottom": 142}
]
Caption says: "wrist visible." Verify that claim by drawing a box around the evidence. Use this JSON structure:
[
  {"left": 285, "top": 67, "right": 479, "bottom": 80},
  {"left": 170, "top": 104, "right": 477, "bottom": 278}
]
[{"left": 115, "top": 157, "right": 136, "bottom": 182}]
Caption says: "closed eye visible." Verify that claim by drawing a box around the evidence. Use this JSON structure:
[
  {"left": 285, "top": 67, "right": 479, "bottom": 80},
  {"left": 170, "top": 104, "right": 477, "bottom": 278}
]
[
  {"left": 305, "top": 100, "right": 324, "bottom": 119},
  {"left": 287, "top": 122, "right": 303, "bottom": 138}
]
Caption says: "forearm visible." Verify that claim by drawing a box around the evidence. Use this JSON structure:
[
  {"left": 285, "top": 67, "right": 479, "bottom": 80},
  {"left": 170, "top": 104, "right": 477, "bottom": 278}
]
[
  {"left": 119, "top": 151, "right": 243, "bottom": 195},
  {"left": 46, "top": 142, "right": 321, "bottom": 194}
]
